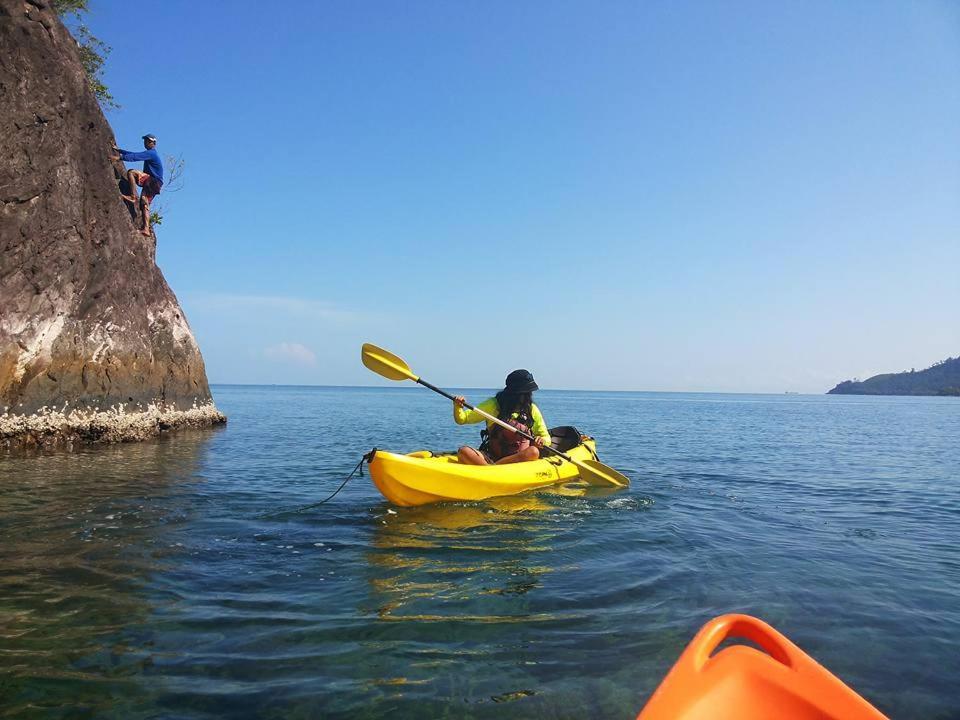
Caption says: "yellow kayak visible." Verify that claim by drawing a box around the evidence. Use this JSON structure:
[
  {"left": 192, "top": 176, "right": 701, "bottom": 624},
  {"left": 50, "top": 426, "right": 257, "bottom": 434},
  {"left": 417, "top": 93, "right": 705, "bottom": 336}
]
[{"left": 369, "top": 427, "right": 598, "bottom": 506}]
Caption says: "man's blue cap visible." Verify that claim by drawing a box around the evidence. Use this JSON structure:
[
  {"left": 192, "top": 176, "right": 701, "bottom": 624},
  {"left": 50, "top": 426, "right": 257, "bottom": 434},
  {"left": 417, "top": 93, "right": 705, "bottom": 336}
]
[{"left": 142, "top": 134, "right": 157, "bottom": 142}]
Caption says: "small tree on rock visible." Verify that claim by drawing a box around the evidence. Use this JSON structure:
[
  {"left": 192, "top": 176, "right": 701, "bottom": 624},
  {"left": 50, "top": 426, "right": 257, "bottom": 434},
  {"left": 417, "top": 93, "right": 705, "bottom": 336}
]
[{"left": 149, "top": 155, "right": 186, "bottom": 228}]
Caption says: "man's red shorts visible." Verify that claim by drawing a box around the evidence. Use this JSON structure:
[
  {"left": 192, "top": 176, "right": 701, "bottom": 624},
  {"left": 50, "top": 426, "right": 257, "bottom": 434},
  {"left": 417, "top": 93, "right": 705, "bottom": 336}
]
[{"left": 135, "top": 172, "right": 163, "bottom": 201}]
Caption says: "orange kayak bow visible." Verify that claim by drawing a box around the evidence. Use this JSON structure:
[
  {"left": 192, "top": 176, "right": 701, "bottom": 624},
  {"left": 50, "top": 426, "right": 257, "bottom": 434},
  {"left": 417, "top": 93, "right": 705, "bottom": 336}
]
[{"left": 637, "top": 614, "right": 888, "bottom": 720}]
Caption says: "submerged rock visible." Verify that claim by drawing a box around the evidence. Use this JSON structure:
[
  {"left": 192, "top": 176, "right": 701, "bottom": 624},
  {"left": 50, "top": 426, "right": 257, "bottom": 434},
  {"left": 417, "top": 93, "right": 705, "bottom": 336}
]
[{"left": 0, "top": 0, "right": 225, "bottom": 451}]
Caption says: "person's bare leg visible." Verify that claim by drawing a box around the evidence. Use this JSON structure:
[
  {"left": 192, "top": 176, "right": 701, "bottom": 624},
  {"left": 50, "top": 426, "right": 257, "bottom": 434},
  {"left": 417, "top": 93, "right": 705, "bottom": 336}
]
[
  {"left": 494, "top": 446, "right": 541, "bottom": 465},
  {"left": 121, "top": 170, "right": 139, "bottom": 203},
  {"left": 139, "top": 196, "right": 152, "bottom": 235},
  {"left": 458, "top": 447, "right": 488, "bottom": 465}
]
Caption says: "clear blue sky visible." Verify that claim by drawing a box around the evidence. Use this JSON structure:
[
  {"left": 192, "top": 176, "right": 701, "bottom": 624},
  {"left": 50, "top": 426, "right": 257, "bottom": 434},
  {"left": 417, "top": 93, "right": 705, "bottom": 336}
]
[{"left": 88, "top": 0, "right": 958, "bottom": 392}]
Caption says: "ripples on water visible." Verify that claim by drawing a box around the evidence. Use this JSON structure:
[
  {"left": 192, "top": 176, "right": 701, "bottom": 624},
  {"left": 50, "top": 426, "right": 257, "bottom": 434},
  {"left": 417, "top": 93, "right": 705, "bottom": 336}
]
[{"left": 1, "top": 387, "right": 958, "bottom": 718}]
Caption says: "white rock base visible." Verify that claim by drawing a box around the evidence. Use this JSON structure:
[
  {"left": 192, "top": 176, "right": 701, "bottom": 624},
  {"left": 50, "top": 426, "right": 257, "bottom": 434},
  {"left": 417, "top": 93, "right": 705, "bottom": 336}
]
[{"left": 1, "top": 403, "right": 227, "bottom": 452}]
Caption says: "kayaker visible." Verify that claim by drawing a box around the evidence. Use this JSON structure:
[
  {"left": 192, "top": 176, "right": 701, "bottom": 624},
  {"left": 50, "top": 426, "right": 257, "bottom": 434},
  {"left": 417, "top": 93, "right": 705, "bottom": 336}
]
[{"left": 453, "top": 369, "right": 551, "bottom": 465}]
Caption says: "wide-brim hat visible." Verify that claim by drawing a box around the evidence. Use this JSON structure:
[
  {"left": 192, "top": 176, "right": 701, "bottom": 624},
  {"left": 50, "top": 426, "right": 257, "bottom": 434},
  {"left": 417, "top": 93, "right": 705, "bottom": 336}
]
[{"left": 504, "top": 369, "right": 538, "bottom": 393}]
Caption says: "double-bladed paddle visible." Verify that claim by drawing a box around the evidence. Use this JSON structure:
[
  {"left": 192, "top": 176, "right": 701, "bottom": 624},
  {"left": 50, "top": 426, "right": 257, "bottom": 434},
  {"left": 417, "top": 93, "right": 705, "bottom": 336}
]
[{"left": 361, "top": 343, "right": 630, "bottom": 488}]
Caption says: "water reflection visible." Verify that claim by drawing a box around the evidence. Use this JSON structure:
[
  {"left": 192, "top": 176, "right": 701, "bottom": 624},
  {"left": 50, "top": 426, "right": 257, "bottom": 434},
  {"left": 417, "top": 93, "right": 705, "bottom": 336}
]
[
  {"left": 356, "top": 488, "right": 639, "bottom": 715},
  {"left": 0, "top": 430, "right": 219, "bottom": 719},
  {"left": 367, "top": 495, "right": 559, "bottom": 617},
  {"left": 364, "top": 484, "right": 632, "bottom": 619}
]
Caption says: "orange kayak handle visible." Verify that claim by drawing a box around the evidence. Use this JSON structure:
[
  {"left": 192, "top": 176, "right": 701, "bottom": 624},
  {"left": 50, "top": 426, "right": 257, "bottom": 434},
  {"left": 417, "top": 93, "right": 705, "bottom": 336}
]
[{"left": 692, "top": 614, "right": 797, "bottom": 672}]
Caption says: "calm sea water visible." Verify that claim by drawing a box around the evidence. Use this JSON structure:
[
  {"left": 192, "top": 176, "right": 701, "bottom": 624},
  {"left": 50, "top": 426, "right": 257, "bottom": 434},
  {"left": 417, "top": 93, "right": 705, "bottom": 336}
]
[{"left": 1, "top": 386, "right": 958, "bottom": 719}]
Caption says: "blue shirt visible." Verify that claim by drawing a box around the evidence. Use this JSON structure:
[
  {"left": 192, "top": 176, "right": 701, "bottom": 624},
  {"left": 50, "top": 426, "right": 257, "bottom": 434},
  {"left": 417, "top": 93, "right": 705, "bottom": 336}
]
[{"left": 119, "top": 148, "right": 164, "bottom": 183}]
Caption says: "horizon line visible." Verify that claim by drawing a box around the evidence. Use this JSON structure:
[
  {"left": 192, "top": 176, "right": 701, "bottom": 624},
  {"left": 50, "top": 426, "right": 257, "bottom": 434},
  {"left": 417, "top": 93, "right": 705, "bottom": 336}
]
[{"left": 208, "top": 382, "right": 825, "bottom": 396}]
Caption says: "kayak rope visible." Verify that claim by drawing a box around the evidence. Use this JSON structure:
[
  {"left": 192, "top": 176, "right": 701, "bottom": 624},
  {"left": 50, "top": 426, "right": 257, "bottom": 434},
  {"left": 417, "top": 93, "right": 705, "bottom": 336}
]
[
  {"left": 543, "top": 452, "right": 565, "bottom": 479},
  {"left": 259, "top": 449, "right": 376, "bottom": 519}
]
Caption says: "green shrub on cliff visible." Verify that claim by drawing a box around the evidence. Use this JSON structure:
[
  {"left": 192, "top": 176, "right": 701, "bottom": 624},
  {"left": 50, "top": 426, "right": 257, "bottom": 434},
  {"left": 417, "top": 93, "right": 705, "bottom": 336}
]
[
  {"left": 51, "top": 0, "right": 87, "bottom": 12},
  {"left": 52, "top": 0, "right": 118, "bottom": 109}
]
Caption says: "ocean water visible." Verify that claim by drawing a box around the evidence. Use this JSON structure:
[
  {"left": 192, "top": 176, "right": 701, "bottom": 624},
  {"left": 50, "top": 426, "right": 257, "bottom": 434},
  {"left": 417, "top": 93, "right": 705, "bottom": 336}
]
[{"left": 1, "top": 385, "right": 958, "bottom": 719}]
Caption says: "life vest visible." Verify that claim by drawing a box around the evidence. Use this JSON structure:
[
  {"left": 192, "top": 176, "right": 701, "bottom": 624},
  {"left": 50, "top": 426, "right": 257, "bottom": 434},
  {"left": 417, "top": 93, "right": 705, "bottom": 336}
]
[{"left": 483, "top": 409, "right": 533, "bottom": 460}]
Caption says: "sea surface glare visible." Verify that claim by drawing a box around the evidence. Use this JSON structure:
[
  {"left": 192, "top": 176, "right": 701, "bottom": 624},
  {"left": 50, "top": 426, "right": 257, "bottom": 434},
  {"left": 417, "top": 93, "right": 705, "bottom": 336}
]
[{"left": 1, "top": 386, "right": 958, "bottom": 719}]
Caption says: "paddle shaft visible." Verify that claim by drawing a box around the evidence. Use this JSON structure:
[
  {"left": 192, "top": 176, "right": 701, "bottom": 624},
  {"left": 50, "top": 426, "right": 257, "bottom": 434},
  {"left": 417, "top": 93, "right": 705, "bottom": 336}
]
[{"left": 415, "top": 378, "right": 578, "bottom": 464}]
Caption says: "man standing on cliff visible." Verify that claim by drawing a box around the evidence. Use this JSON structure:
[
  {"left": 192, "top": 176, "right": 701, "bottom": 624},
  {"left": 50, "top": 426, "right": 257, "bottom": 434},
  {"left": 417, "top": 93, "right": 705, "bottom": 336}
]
[{"left": 111, "top": 134, "right": 163, "bottom": 237}]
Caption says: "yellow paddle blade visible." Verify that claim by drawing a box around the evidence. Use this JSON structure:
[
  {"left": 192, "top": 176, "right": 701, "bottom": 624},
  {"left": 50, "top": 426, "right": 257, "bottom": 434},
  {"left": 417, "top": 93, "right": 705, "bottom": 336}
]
[
  {"left": 575, "top": 458, "right": 631, "bottom": 488},
  {"left": 361, "top": 343, "right": 419, "bottom": 382}
]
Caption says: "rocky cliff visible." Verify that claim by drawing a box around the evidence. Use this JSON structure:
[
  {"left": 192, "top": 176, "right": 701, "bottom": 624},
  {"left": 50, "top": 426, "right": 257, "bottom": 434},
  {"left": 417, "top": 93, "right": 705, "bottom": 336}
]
[{"left": 0, "top": 0, "right": 225, "bottom": 450}]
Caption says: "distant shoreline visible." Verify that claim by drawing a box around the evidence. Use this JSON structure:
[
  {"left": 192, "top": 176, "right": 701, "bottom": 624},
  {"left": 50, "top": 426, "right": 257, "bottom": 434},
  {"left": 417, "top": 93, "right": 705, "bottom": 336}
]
[{"left": 827, "top": 357, "right": 959, "bottom": 397}]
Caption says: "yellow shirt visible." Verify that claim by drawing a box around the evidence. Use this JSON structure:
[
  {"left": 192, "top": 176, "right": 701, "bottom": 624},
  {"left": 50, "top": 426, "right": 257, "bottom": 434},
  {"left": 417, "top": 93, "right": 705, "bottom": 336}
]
[{"left": 453, "top": 397, "right": 551, "bottom": 443}]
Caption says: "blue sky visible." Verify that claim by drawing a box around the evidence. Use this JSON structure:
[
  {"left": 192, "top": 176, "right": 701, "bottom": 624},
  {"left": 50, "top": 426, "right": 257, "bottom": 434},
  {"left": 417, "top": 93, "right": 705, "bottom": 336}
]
[{"left": 87, "top": 1, "right": 958, "bottom": 392}]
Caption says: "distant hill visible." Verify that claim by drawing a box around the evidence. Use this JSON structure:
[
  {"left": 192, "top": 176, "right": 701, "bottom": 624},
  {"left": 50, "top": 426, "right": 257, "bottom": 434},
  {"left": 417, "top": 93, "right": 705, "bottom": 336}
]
[{"left": 828, "top": 357, "right": 960, "bottom": 396}]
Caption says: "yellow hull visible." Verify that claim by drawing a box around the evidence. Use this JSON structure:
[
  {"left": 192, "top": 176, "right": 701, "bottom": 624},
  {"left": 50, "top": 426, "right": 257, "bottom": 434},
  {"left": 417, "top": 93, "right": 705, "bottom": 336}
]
[{"left": 368, "top": 440, "right": 597, "bottom": 507}]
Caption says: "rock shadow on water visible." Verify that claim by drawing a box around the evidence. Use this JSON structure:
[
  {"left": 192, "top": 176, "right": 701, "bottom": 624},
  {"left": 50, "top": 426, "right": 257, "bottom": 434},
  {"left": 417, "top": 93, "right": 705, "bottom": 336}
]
[{"left": 0, "top": 427, "right": 220, "bottom": 717}]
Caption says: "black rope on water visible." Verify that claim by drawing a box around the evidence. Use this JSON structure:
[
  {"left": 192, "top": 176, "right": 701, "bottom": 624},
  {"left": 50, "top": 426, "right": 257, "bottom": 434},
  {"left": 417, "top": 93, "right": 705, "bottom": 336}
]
[{"left": 259, "top": 449, "right": 377, "bottom": 519}]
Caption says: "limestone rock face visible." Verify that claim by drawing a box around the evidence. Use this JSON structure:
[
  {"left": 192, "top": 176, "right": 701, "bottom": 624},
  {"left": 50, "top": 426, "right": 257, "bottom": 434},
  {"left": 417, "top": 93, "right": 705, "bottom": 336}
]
[{"left": 0, "top": 0, "right": 224, "bottom": 444}]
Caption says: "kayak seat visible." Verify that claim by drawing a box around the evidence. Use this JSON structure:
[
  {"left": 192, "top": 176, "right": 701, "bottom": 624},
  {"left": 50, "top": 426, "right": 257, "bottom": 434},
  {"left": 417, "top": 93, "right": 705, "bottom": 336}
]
[{"left": 549, "top": 426, "right": 584, "bottom": 453}]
